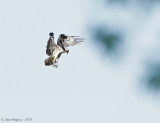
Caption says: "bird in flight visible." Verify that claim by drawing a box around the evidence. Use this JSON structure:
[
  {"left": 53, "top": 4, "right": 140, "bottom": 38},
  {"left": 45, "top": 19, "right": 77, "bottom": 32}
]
[{"left": 44, "top": 32, "right": 84, "bottom": 68}]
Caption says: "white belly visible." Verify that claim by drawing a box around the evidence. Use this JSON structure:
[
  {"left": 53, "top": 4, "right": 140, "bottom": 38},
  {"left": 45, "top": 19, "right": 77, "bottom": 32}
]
[{"left": 52, "top": 45, "right": 64, "bottom": 60}]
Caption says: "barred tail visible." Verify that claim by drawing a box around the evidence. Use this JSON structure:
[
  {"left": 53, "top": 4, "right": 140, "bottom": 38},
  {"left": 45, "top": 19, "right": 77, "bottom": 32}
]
[{"left": 44, "top": 56, "right": 54, "bottom": 66}]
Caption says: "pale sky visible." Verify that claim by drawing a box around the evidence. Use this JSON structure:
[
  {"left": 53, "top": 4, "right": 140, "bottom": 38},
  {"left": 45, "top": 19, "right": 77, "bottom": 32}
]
[{"left": 0, "top": 0, "right": 160, "bottom": 123}]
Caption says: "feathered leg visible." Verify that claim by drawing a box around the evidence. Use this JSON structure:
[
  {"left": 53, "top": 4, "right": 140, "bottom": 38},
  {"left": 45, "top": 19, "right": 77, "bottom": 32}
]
[
  {"left": 54, "top": 58, "right": 59, "bottom": 68},
  {"left": 52, "top": 55, "right": 58, "bottom": 68}
]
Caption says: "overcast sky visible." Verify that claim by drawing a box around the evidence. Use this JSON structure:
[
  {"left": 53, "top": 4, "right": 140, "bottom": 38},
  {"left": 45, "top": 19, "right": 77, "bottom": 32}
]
[{"left": 0, "top": 0, "right": 160, "bottom": 123}]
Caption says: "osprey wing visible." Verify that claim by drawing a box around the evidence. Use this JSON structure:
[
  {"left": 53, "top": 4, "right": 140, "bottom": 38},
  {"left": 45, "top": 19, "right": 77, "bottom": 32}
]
[
  {"left": 46, "top": 37, "right": 55, "bottom": 56},
  {"left": 57, "top": 34, "right": 84, "bottom": 48}
]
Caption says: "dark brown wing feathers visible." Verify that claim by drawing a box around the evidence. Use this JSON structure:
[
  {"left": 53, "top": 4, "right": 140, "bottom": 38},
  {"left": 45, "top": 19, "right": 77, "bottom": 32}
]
[
  {"left": 57, "top": 34, "right": 84, "bottom": 48},
  {"left": 46, "top": 37, "right": 52, "bottom": 56}
]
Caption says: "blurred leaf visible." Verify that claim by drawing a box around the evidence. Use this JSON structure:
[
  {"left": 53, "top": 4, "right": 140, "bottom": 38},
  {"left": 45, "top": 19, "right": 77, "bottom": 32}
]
[
  {"left": 108, "top": 0, "right": 128, "bottom": 4},
  {"left": 148, "top": 74, "right": 160, "bottom": 91},
  {"left": 107, "top": 0, "right": 160, "bottom": 3},
  {"left": 144, "top": 63, "right": 160, "bottom": 92},
  {"left": 92, "top": 27, "right": 123, "bottom": 57},
  {"left": 106, "top": 0, "right": 160, "bottom": 8}
]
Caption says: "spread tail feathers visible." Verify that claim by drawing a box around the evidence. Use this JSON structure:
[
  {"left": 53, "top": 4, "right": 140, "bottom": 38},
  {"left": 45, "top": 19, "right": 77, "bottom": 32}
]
[{"left": 44, "top": 56, "right": 54, "bottom": 66}]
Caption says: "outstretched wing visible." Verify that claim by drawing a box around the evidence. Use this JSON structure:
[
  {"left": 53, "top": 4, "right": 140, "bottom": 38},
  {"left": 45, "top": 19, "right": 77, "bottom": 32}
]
[
  {"left": 57, "top": 34, "right": 84, "bottom": 48},
  {"left": 46, "top": 37, "right": 56, "bottom": 56}
]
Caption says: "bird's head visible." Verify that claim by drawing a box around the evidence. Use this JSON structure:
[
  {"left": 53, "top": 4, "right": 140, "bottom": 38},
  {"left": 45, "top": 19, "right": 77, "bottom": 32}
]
[
  {"left": 60, "top": 34, "right": 67, "bottom": 39},
  {"left": 49, "top": 32, "right": 54, "bottom": 37}
]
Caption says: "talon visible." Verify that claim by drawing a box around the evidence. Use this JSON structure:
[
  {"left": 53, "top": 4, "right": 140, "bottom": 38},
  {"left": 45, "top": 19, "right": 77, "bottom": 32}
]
[{"left": 66, "top": 50, "right": 69, "bottom": 54}]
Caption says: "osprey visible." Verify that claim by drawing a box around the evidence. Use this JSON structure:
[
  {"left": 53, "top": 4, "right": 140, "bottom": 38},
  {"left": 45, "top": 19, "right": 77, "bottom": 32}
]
[{"left": 45, "top": 32, "right": 84, "bottom": 67}]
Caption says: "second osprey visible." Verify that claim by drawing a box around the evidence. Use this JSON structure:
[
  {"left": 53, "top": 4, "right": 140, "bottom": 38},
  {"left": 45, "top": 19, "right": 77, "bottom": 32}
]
[{"left": 45, "top": 32, "right": 84, "bottom": 67}]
